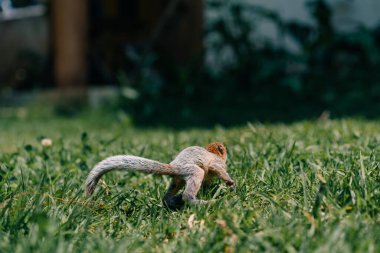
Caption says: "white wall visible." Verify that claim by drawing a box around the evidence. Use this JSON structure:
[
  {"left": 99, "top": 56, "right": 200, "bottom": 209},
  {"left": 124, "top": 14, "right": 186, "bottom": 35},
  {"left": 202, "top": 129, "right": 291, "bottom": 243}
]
[
  {"left": 242, "top": 0, "right": 380, "bottom": 51},
  {"left": 204, "top": 0, "right": 380, "bottom": 71},
  {"left": 249, "top": 0, "right": 380, "bottom": 30}
]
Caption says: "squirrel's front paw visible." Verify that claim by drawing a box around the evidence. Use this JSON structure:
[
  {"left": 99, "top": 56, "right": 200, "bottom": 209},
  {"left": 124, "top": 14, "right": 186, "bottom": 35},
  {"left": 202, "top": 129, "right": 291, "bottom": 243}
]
[{"left": 226, "top": 180, "right": 235, "bottom": 187}]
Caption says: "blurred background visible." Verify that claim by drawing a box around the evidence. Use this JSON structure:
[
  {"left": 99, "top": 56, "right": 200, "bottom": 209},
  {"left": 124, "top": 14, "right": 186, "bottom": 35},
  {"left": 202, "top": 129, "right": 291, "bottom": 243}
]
[{"left": 0, "top": 0, "right": 379, "bottom": 127}]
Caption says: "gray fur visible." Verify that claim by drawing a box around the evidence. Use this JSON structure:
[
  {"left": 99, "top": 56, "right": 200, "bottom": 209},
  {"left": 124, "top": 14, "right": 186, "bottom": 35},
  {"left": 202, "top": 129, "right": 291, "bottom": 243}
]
[{"left": 85, "top": 145, "right": 234, "bottom": 207}]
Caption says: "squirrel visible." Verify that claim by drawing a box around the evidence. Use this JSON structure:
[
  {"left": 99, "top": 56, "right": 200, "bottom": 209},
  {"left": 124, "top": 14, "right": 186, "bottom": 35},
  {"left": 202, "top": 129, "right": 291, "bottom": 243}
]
[{"left": 85, "top": 142, "right": 235, "bottom": 209}]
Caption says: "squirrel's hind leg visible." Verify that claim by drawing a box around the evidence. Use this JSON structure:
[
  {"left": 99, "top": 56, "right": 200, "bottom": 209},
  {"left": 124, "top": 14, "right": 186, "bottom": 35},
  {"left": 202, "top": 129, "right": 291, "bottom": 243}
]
[
  {"left": 181, "top": 165, "right": 209, "bottom": 205},
  {"left": 163, "top": 177, "right": 185, "bottom": 210}
]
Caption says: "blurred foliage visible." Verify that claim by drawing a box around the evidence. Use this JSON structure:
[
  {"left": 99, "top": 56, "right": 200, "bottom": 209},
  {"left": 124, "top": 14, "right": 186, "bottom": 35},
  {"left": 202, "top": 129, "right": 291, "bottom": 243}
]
[
  {"left": 117, "top": 0, "right": 380, "bottom": 126},
  {"left": 284, "top": 0, "right": 380, "bottom": 115}
]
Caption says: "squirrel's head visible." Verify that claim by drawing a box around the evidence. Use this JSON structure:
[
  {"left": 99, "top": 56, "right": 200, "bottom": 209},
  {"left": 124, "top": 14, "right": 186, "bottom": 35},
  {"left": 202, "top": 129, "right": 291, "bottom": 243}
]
[{"left": 205, "top": 142, "right": 227, "bottom": 161}]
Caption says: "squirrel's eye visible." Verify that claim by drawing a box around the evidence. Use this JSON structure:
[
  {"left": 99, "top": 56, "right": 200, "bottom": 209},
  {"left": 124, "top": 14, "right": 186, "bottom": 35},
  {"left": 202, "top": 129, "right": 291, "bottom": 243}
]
[{"left": 217, "top": 146, "right": 224, "bottom": 154}]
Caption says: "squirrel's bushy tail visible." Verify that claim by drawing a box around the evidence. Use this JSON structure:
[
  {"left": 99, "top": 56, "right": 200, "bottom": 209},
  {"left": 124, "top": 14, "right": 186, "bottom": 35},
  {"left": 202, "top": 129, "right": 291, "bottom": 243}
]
[{"left": 85, "top": 155, "right": 174, "bottom": 197}]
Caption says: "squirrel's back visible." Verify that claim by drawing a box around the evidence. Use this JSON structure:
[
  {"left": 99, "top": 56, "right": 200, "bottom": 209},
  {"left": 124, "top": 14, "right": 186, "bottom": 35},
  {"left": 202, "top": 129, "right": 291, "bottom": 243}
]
[{"left": 170, "top": 146, "right": 218, "bottom": 167}]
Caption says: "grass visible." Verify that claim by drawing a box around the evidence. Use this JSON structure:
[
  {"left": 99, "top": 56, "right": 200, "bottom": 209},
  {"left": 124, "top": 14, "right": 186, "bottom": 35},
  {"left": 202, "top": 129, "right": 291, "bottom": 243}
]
[{"left": 1, "top": 109, "right": 380, "bottom": 252}]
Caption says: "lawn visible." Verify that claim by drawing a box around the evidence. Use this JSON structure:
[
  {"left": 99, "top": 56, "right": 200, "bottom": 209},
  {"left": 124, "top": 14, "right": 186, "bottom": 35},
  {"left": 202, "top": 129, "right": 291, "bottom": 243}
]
[{"left": 1, "top": 110, "right": 380, "bottom": 252}]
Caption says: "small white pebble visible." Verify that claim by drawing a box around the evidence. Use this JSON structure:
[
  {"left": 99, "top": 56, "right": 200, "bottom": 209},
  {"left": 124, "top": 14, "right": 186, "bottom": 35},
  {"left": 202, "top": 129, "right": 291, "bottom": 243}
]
[{"left": 41, "top": 138, "right": 53, "bottom": 147}]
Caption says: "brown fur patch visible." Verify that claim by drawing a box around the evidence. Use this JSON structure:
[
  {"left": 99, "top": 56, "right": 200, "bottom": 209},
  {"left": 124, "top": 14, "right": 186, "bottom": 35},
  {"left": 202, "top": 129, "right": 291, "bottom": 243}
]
[{"left": 205, "top": 142, "right": 227, "bottom": 161}]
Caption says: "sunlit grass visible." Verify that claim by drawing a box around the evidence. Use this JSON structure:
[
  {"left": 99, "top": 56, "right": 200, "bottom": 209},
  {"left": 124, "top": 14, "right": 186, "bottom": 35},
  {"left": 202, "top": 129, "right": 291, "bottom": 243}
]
[{"left": 1, "top": 111, "right": 380, "bottom": 252}]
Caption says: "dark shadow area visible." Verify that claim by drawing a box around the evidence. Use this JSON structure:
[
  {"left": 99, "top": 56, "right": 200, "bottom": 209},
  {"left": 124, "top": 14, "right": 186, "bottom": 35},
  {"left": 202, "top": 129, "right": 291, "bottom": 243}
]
[{"left": 115, "top": 99, "right": 380, "bottom": 128}]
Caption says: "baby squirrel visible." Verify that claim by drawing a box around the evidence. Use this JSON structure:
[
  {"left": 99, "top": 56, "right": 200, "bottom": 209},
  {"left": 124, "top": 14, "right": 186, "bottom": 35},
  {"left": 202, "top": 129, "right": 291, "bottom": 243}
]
[{"left": 85, "top": 142, "right": 235, "bottom": 209}]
